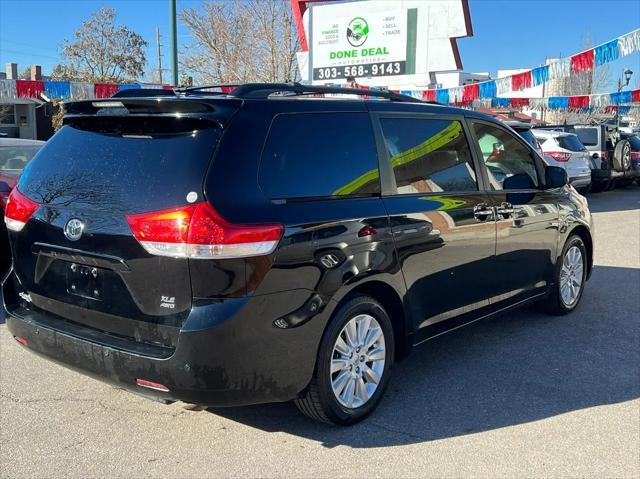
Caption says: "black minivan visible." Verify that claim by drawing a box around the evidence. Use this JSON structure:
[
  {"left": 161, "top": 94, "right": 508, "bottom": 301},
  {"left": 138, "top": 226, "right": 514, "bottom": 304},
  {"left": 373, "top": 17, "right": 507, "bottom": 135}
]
[{"left": 3, "top": 84, "right": 594, "bottom": 425}]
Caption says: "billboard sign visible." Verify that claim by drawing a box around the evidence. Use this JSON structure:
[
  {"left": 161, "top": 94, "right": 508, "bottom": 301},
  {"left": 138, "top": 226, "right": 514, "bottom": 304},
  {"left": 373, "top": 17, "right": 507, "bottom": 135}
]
[
  {"left": 303, "top": 0, "right": 473, "bottom": 87},
  {"left": 310, "top": 10, "right": 415, "bottom": 82}
]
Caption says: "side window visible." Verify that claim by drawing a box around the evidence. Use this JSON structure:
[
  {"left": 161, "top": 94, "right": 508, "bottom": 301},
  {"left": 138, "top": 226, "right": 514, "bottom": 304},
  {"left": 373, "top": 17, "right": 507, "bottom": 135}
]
[
  {"left": 471, "top": 122, "right": 539, "bottom": 190},
  {"left": 259, "top": 112, "right": 380, "bottom": 199},
  {"left": 380, "top": 118, "right": 478, "bottom": 194}
]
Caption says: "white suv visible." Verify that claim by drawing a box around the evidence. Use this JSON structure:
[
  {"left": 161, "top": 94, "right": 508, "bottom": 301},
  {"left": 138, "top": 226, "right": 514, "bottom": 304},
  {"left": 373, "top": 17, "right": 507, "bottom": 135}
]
[{"left": 533, "top": 129, "right": 592, "bottom": 193}]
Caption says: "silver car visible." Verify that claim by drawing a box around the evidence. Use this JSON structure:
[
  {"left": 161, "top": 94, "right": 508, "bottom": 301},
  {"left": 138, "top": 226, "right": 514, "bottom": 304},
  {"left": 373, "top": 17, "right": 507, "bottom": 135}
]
[{"left": 533, "top": 130, "right": 592, "bottom": 193}]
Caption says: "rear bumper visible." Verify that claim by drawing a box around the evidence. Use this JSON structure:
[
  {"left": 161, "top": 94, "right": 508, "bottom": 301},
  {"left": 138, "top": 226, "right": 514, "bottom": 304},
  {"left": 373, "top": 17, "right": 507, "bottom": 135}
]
[
  {"left": 568, "top": 174, "right": 591, "bottom": 188},
  {"left": 3, "top": 271, "right": 331, "bottom": 407}
]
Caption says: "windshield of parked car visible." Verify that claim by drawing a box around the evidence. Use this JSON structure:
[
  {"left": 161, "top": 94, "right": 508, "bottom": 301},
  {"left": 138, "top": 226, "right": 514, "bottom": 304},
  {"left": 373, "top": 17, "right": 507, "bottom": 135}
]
[
  {"left": 557, "top": 135, "right": 587, "bottom": 152},
  {"left": 0, "top": 145, "right": 42, "bottom": 173}
]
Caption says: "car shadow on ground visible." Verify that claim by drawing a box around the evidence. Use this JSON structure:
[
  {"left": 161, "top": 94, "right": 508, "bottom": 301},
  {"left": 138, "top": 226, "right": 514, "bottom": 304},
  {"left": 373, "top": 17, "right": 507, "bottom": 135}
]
[
  {"left": 587, "top": 183, "right": 639, "bottom": 213},
  {"left": 208, "top": 264, "right": 640, "bottom": 447}
]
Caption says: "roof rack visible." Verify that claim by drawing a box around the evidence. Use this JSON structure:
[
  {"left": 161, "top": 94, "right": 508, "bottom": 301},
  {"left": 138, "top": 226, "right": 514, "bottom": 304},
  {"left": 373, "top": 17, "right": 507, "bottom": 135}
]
[
  {"left": 176, "top": 82, "right": 432, "bottom": 104},
  {"left": 173, "top": 83, "right": 240, "bottom": 94},
  {"left": 231, "top": 83, "right": 427, "bottom": 103}
]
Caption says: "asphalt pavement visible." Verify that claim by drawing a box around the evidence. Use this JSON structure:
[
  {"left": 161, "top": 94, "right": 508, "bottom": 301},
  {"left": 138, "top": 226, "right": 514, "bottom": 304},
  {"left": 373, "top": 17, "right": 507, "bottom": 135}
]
[{"left": 1, "top": 186, "right": 639, "bottom": 478}]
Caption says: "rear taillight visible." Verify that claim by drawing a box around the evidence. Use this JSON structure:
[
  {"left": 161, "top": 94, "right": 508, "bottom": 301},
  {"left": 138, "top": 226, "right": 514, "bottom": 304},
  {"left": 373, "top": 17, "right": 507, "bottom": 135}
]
[
  {"left": 631, "top": 152, "right": 640, "bottom": 161},
  {"left": 126, "top": 202, "right": 283, "bottom": 259},
  {"left": 547, "top": 152, "right": 572, "bottom": 162},
  {"left": 4, "top": 188, "right": 40, "bottom": 232}
]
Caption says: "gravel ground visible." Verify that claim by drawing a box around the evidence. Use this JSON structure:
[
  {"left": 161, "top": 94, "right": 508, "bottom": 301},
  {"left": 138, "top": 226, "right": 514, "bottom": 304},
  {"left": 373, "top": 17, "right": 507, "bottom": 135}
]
[{"left": 1, "top": 185, "right": 639, "bottom": 478}]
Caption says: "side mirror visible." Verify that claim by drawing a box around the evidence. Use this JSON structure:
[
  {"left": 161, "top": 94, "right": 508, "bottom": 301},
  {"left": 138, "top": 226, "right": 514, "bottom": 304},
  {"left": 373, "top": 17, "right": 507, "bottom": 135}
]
[
  {"left": 592, "top": 153, "right": 599, "bottom": 159},
  {"left": 545, "top": 165, "right": 568, "bottom": 189}
]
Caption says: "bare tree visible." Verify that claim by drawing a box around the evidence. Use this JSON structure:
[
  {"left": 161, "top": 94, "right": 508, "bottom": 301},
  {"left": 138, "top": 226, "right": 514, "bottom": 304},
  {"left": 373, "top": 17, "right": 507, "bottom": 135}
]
[
  {"left": 180, "top": 0, "right": 299, "bottom": 84},
  {"left": 51, "top": 7, "right": 147, "bottom": 83}
]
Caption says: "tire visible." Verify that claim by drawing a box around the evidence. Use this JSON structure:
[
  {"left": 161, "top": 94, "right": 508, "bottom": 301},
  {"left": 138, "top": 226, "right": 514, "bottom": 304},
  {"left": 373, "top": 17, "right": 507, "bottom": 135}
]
[
  {"left": 605, "top": 178, "right": 616, "bottom": 191},
  {"left": 294, "top": 295, "right": 395, "bottom": 425},
  {"left": 590, "top": 181, "right": 607, "bottom": 193},
  {"left": 612, "top": 140, "right": 631, "bottom": 172},
  {"left": 544, "top": 235, "right": 588, "bottom": 315},
  {"left": 577, "top": 184, "right": 591, "bottom": 195}
]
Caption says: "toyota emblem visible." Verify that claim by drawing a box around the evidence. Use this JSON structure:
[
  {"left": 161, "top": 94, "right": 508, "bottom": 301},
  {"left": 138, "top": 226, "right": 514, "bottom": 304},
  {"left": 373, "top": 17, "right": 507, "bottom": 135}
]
[{"left": 64, "top": 218, "right": 84, "bottom": 241}]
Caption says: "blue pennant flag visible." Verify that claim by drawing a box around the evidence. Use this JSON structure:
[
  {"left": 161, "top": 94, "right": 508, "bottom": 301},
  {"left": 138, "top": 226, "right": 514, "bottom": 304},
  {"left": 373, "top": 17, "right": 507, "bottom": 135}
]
[
  {"left": 531, "top": 65, "right": 550, "bottom": 86},
  {"left": 119, "top": 84, "right": 141, "bottom": 91},
  {"left": 594, "top": 40, "right": 620, "bottom": 66},
  {"left": 491, "top": 98, "right": 510, "bottom": 108},
  {"left": 479, "top": 80, "right": 496, "bottom": 99},
  {"left": 609, "top": 92, "right": 631, "bottom": 104},
  {"left": 44, "top": 81, "right": 71, "bottom": 100},
  {"left": 436, "top": 89, "right": 450, "bottom": 104},
  {"left": 548, "top": 97, "right": 569, "bottom": 109}
]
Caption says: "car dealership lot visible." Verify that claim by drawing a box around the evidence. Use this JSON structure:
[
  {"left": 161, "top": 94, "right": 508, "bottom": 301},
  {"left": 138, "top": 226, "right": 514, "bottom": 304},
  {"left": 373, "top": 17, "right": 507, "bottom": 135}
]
[{"left": 1, "top": 186, "right": 639, "bottom": 479}]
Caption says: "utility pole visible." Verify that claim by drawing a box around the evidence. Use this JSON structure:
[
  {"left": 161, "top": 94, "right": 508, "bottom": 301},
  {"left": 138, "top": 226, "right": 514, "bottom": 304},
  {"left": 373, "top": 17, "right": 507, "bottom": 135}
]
[
  {"left": 170, "top": 0, "right": 178, "bottom": 86},
  {"left": 156, "top": 27, "right": 164, "bottom": 85}
]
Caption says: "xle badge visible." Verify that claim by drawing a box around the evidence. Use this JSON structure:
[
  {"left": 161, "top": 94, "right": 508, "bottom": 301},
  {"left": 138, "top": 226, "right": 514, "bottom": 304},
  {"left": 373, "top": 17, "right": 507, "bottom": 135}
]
[{"left": 160, "top": 296, "right": 176, "bottom": 309}]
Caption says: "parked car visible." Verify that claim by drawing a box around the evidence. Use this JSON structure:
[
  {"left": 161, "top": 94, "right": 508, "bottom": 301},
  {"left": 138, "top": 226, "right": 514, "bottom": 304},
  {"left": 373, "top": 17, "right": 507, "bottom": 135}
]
[
  {"left": 3, "top": 84, "right": 594, "bottom": 425},
  {"left": 531, "top": 129, "right": 592, "bottom": 193},
  {"left": 619, "top": 133, "right": 640, "bottom": 185},
  {"left": 0, "top": 138, "right": 44, "bottom": 277},
  {"left": 537, "top": 124, "right": 640, "bottom": 192}
]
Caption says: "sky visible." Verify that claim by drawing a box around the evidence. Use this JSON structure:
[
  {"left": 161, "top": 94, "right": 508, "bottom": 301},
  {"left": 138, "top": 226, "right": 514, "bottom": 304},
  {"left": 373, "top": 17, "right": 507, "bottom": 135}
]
[{"left": 0, "top": 0, "right": 638, "bottom": 92}]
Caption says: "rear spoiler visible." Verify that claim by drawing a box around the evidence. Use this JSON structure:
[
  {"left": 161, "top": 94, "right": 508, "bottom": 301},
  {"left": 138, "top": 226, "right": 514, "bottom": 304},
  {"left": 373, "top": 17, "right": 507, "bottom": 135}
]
[{"left": 61, "top": 97, "right": 243, "bottom": 134}]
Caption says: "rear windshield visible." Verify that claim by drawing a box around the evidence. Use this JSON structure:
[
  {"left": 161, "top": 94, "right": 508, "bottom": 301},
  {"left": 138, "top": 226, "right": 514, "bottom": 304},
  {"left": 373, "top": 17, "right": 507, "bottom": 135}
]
[
  {"left": 19, "top": 124, "right": 220, "bottom": 213},
  {"left": 575, "top": 128, "right": 598, "bottom": 146},
  {"left": 0, "top": 145, "right": 42, "bottom": 173},
  {"left": 557, "top": 135, "right": 587, "bottom": 152}
]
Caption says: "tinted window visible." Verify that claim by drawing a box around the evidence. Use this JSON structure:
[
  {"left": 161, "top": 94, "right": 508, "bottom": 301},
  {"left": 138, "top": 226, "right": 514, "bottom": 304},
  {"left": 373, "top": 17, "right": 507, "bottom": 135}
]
[
  {"left": 260, "top": 113, "right": 380, "bottom": 199},
  {"left": 557, "top": 135, "right": 587, "bottom": 152},
  {"left": 380, "top": 118, "right": 477, "bottom": 194},
  {"left": 0, "top": 145, "right": 42, "bottom": 172},
  {"left": 19, "top": 124, "right": 220, "bottom": 213},
  {"left": 575, "top": 128, "right": 599, "bottom": 146},
  {"left": 472, "top": 122, "right": 539, "bottom": 190}
]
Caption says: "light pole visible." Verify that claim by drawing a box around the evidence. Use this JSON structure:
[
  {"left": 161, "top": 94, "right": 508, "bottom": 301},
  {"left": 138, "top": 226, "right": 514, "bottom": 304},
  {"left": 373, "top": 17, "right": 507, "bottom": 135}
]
[
  {"left": 616, "top": 68, "right": 633, "bottom": 128},
  {"left": 170, "top": 0, "right": 178, "bottom": 86}
]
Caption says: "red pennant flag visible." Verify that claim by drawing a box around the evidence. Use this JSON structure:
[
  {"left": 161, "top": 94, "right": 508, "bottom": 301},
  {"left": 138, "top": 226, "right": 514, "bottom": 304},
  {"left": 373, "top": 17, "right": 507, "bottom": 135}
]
[
  {"left": 16, "top": 80, "right": 44, "bottom": 98},
  {"left": 220, "top": 86, "right": 235, "bottom": 93},
  {"left": 162, "top": 85, "right": 174, "bottom": 90},
  {"left": 632, "top": 89, "right": 640, "bottom": 102},
  {"left": 462, "top": 84, "right": 479, "bottom": 102},
  {"left": 570, "top": 50, "right": 594, "bottom": 73},
  {"left": 568, "top": 95, "right": 590, "bottom": 109},
  {"left": 511, "top": 71, "right": 532, "bottom": 91},
  {"left": 94, "top": 83, "right": 119, "bottom": 98},
  {"left": 422, "top": 90, "right": 436, "bottom": 101},
  {"left": 510, "top": 98, "right": 530, "bottom": 107}
]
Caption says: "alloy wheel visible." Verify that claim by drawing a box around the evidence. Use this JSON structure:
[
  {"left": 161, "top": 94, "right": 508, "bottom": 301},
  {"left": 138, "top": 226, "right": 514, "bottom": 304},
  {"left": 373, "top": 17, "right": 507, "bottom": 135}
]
[
  {"left": 330, "top": 314, "right": 386, "bottom": 409},
  {"left": 560, "top": 245, "right": 584, "bottom": 307}
]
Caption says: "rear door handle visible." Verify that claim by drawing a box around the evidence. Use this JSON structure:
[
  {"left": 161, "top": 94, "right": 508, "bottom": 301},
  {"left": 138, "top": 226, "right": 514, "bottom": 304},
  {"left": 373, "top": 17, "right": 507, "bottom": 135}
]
[
  {"left": 496, "top": 202, "right": 514, "bottom": 217},
  {"left": 474, "top": 204, "right": 493, "bottom": 222}
]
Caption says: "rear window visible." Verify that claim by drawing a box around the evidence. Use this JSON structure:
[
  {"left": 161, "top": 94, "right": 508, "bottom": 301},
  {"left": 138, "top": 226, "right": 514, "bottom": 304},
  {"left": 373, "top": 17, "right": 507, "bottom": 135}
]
[
  {"left": 259, "top": 113, "right": 380, "bottom": 199},
  {"left": 0, "top": 145, "right": 41, "bottom": 173},
  {"left": 557, "top": 135, "right": 587, "bottom": 152},
  {"left": 575, "top": 128, "right": 598, "bottom": 146},
  {"left": 19, "top": 124, "right": 220, "bottom": 213}
]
